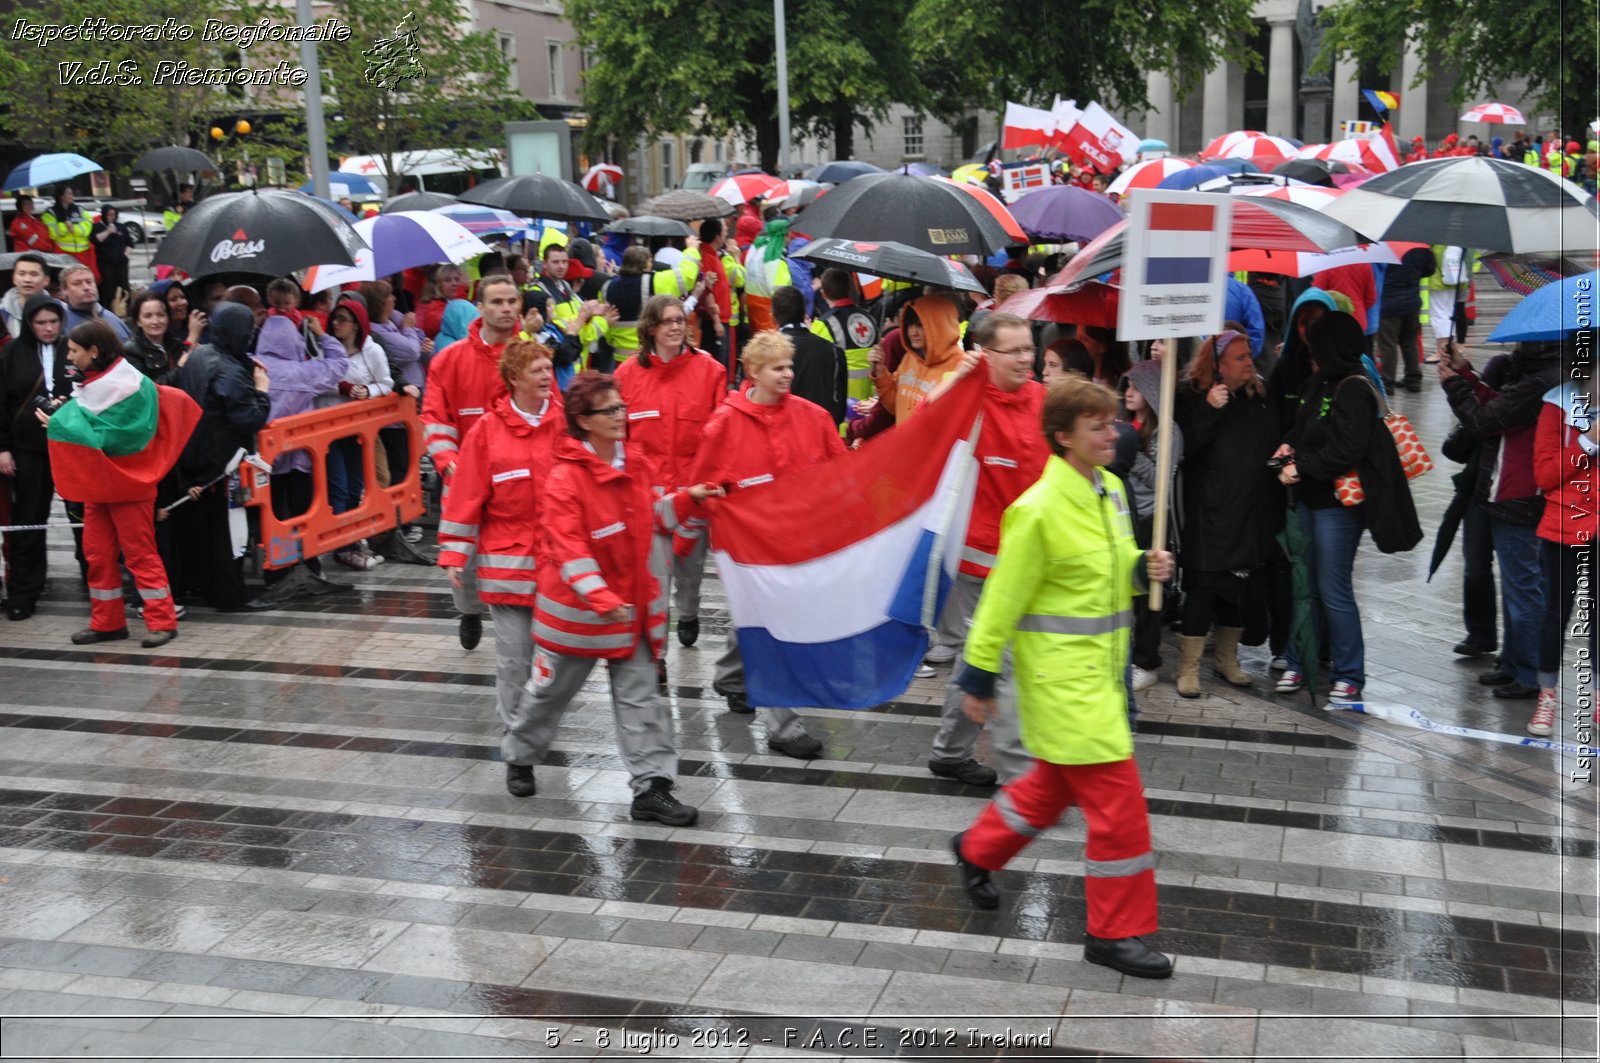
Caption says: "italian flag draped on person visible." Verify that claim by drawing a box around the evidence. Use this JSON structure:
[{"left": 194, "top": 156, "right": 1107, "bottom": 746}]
[{"left": 47, "top": 358, "right": 201, "bottom": 502}]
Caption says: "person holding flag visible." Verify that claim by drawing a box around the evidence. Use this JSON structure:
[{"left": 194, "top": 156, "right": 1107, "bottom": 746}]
[
  {"left": 40, "top": 320, "right": 201, "bottom": 648},
  {"left": 949, "top": 377, "right": 1176, "bottom": 979}
]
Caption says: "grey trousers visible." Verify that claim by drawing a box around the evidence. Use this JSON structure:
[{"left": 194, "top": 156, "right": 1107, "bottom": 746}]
[
  {"left": 442, "top": 480, "right": 486, "bottom": 617},
  {"left": 929, "top": 572, "right": 1032, "bottom": 783},
  {"left": 649, "top": 531, "right": 708, "bottom": 624},
  {"left": 713, "top": 627, "right": 812, "bottom": 743},
  {"left": 488, "top": 604, "right": 536, "bottom": 734},
  {"left": 506, "top": 641, "right": 678, "bottom": 797}
]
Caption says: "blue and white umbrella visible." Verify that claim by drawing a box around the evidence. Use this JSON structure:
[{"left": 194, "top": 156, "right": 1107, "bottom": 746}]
[
  {"left": 304, "top": 211, "right": 491, "bottom": 292},
  {"left": 299, "top": 173, "right": 383, "bottom": 197},
  {"left": 1487, "top": 270, "right": 1600, "bottom": 342},
  {"left": 2, "top": 153, "right": 103, "bottom": 192},
  {"left": 431, "top": 202, "right": 527, "bottom": 237}
]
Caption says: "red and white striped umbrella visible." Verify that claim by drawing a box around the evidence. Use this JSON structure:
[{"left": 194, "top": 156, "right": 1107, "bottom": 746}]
[
  {"left": 711, "top": 172, "right": 783, "bottom": 206},
  {"left": 1460, "top": 103, "right": 1527, "bottom": 125},
  {"left": 581, "top": 163, "right": 624, "bottom": 197},
  {"left": 1236, "top": 184, "right": 1343, "bottom": 210},
  {"left": 1218, "top": 134, "right": 1298, "bottom": 163},
  {"left": 1297, "top": 140, "right": 1391, "bottom": 173},
  {"left": 1106, "top": 157, "right": 1195, "bottom": 196},
  {"left": 1200, "top": 130, "right": 1269, "bottom": 160},
  {"left": 1233, "top": 184, "right": 1423, "bottom": 275}
]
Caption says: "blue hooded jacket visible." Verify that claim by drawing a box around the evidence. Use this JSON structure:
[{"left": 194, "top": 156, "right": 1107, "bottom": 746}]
[{"left": 1267, "top": 287, "right": 1338, "bottom": 433}]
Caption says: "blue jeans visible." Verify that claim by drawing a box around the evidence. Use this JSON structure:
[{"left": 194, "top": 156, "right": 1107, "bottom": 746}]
[
  {"left": 1490, "top": 517, "right": 1544, "bottom": 688},
  {"left": 1285, "top": 504, "right": 1367, "bottom": 686},
  {"left": 326, "top": 438, "right": 363, "bottom": 515}
]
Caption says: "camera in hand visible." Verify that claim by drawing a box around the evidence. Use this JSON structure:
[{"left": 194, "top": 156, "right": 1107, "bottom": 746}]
[
  {"left": 1266, "top": 455, "right": 1291, "bottom": 469},
  {"left": 33, "top": 394, "right": 63, "bottom": 415}
]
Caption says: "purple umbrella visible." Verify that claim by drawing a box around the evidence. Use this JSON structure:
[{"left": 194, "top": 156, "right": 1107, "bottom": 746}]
[{"left": 1007, "top": 185, "right": 1126, "bottom": 243}]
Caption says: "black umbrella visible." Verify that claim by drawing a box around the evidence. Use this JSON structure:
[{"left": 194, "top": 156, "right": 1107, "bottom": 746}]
[
  {"left": 791, "top": 173, "right": 1013, "bottom": 256},
  {"left": 132, "top": 146, "right": 218, "bottom": 174},
  {"left": 459, "top": 174, "right": 611, "bottom": 224},
  {"left": 793, "top": 238, "right": 987, "bottom": 294},
  {"left": 0, "top": 251, "right": 79, "bottom": 272},
  {"left": 382, "top": 191, "right": 458, "bottom": 213},
  {"left": 1272, "top": 158, "right": 1345, "bottom": 187},
  {"left": 154, "top": 189, "right": 368, "bottom": 279},
  {"left": 606, "top": 216, "right": 693, "bottom": 238}
]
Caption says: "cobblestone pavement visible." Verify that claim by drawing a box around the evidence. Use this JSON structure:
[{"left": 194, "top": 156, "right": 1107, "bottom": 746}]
[{"left": 0, "top": 287, "right": 1594, "bottom": 1061}]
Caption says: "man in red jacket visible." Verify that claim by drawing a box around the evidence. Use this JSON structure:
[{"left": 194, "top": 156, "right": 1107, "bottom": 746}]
[
  {"left": 423, "top": 274, "right": 522, "bottom": 649},
  {"left": 922, "top": 313, "right": 1049, "bottom": 786}
]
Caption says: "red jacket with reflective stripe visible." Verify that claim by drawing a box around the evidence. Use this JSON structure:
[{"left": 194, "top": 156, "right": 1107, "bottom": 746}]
[
  {"left": 962, "top": 379, "right": 1049, "bottom": 579},
  {"left": 613, "top": 346, "right": 727, "bottom": 493},
  {"left": 421, "top": 319, "right": 508, "bottom": 474},
  {"left": 437, "top": 393, "right": 567, "bottom": 605},
  {"left": 534, "top": 436, "right": 692, "bottom": 659}
]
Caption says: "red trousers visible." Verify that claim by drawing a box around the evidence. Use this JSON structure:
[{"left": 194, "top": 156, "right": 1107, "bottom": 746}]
[
  {"left": 961, "top": 757, "right": 1157, "bottom": 939},
  {"left": 84, "top": 499, "right": 176, "bottom": 633}
]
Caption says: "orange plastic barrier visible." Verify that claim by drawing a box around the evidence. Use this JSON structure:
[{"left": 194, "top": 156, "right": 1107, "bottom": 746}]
[{"left": 242, "top": 394, "right": 424, "bottom": 570}]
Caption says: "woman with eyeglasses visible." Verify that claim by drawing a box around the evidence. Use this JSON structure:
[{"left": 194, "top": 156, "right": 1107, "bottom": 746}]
[
  {"left": 512, "top": 370, "right": 722, "bottom": 824},
  {"left": 613, "top": 294, "right": 728, "bottom": 673}
]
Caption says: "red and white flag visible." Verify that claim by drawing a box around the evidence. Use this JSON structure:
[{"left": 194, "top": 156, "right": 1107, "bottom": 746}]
[
  {"left": 1002, "top": 102, "right": 1057, "bottom": 150},
  {"left": 1058, "top": 102, "right": 1137, "bottom": 173}
]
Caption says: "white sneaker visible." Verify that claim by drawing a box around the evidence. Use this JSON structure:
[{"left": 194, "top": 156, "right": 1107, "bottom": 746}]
[
  {"left": 1131, "top": 666, "right": 1158, "bottom": 692},
  {"left": 1275, "top": 670, "right": 1305, "bottom": 694},
  {"left": 1329, "top": 681, "right": 1362, "bottom": 703},
  {"left": 1270, "top": 655, "right": 1288, "bottom": 672},
  {"left": 924, "top": 644, "right": 959, "bottom": 665},
  {"left": 334, "top": 549, "right": 380, "bottom": 571},
  {"left": 402, "top": 525, "right": 424, "bottom": 544},
  {"left": 914, "top": 664, "right": 937, "bottom": 680}
]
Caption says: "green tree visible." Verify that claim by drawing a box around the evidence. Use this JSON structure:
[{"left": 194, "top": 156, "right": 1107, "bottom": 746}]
[
  {"left": 905, "top": 0, "right": 1260, "bottom": 125},
  {"left": 0, "top": 0, "right": 284, "bottom": 163},
  {"left": 566, "top": 0, "right": 923, "bottom": 172},
  {"left": 319, "top": 0, "right": 537, "bottom": 193},
  {"left": 1320, "top": 0, "right": 1597, "bottom": 136}
]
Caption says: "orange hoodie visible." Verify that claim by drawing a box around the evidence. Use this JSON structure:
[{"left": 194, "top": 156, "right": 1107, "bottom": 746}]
[{"left": 874, "top": 295, "right": 964, "bottom": 424}]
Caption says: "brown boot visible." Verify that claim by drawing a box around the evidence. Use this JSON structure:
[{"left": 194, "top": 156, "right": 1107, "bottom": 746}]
[
  {"left": 1175, "top": 635, "right": 1205, "bottom": 698},
  {"left": 1212, "top": 626, "right": 1253, "bottom": 687}
]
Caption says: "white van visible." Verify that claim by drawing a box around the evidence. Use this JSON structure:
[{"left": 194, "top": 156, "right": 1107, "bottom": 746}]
[{"left": 338, "top": 149, "right": 506, "bottom": 198}]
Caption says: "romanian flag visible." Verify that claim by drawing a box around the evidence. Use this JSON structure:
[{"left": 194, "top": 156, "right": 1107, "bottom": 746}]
[
  {"left": 1363, "top": 90, "right": 1400, "bottom": 114},
  {"left": 47, "top": 358, "right": 200, "bottom": 503}
]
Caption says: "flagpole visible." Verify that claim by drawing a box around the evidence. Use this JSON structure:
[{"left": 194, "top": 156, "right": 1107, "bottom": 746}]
[{"left": 1148, "top": 343, "right": 1179, "bottom": 612}]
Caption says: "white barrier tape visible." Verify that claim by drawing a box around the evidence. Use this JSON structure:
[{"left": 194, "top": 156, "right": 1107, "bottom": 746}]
[
  {"left": 0, "top": 522, "right": 85, "bottom": 532},
  {"left": 1331, "top": 700, "right": 1592, "bottom": 757}
]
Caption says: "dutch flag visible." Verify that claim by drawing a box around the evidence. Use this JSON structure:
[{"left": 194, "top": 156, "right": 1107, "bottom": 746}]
[
  {"left": 1142, "top": 202, "right": 1220, "bottom": 286},
  {"left": 709, "top": 370, "right": 988, "bottom": 709}
]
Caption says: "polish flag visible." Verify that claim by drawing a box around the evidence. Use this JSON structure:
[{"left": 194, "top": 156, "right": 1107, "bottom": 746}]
[
  {"left": 1002, "top": 102, "right": 1057, "bottom": 150},
  {"left": 1049, "top": 97, "right": 1081, "bottom": 149},
  {"left": 1058, "top": 102, "right": 1137, "bottom": 173},
  {"left": 1364, "top": 123, "right": 1403, "bottom": 172}
]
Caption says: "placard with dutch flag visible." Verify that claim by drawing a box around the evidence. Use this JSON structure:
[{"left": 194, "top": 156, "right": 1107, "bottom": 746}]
[{"left": 1116, "top": 189, "right": 1233, "bottom": 341}]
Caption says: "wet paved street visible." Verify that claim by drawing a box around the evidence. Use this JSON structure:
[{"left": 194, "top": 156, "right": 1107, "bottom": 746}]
[{"left": 0, "top": 287, "right": 1594, "bottom": 1061}]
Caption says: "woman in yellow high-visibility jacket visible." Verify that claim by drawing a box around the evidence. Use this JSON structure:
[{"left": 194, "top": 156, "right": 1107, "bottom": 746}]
[{"left": 950, "top": 376, "right": 1176, "bottom": 980}]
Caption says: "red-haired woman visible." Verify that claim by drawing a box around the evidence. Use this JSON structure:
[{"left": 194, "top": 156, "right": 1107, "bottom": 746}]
[{"left": 509, "top": 371, "right": 722, "bottom": 824}]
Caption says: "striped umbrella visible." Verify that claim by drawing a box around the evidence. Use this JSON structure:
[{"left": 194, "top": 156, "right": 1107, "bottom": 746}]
[
  {"left": 711, "top": 172, "right": 783, "bottom": 206},
  {"left": 1218, "top": 134, "right": 1298, "bottom": 164},
  {"left": 1322, "top": 156, "right": 1600, "bottom": 253},
  {"left": 1106, "top": 157, "right": 1196, "bottom": 196},
  {"left": 581, "top": 163, "right": 624, "bottom": 197},
  {"left": 1460, "top": 103, "right": 1527, "bottom": 125},
  {"left": 1200, "top": 130, "right": 1269, "bottom": 160},
  {"left": 1229, "top": 185, "right": 1425, "bottom": 275}
]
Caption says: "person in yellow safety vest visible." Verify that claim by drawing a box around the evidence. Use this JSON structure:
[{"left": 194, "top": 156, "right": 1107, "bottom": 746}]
[
  {"left": 598, "top": 245, "right": 706, "bottom": 372},
  {"left": 650, "top": 241, "right": 699, "bottom": 298},
  {"left": 742, "top": 218, "right": 798, "bottom": 333},
  {"left": 721, "top": 241, "right": 746, "bottom": 330},
  {"left": 809, "top": 267, "right": 879, "bottom": 402},
  {"left": 162, "top": 184, "right": 195, "bottom": 236},
  {"left": 534, "top": 244, "right": 610, "bottom": 368},
  {"left": 41, "top": 189, "right": 97, "bottom": 282}
]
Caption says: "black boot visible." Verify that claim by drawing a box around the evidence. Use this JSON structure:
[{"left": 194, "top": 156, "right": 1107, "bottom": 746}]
[
  {"left": 1084, "top": 935, "right": 1174, "bottom": 979},
  {"left": 505, "top": 764, "right": 536, "bottom": 797},
  {"left": 950, "top": 832, "right": 999, "bottom": 909},
  {"left": 631, "top": 779, "right": 698, "bottom": 826},
  {"left": 677, "top": 618, "right": 699, "bottom": 647},
  {"left": 459, "top": 613, "right": 483, "bottom": 650}
]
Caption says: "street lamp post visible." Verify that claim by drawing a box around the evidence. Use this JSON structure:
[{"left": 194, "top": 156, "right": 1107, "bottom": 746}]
[
  {"left": 298, "top": 0, "right": 331, "bottom": 199},
  {"left": 775, "top": 0, "right": 790, "bottom": 175}
]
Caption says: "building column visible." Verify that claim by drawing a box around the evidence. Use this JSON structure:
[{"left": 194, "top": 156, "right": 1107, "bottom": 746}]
[
  {"left": 1144, "top": 69, "right": 1175, "bottom": 147},
  {"left": 1266, "top": 19, "right": 1297, "bottom": 139},
  {"left": 1397, "top": 38, "right": 1429, "bottom": 144},
  {"left": 1331, "top": 55, "right": 1360, "bottom": 136},
  {"left": 1202, "top": 61, "right": 1231, "bottom": 144}
]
